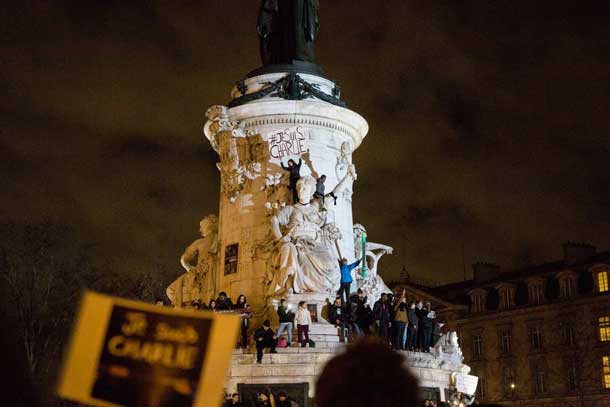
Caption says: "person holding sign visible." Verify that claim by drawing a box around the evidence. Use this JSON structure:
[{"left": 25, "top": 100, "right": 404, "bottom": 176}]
[{"left": 254, "top": 320, "right": 278, "bottom": 364}]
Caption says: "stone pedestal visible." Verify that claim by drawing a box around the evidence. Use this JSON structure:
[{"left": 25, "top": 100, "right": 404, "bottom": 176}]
[
  {"left": 204, "top": 71, "right": 368, "bottom": 319},
  {"left": 225, "top": 346, "right": 477, "bottom": 401}
]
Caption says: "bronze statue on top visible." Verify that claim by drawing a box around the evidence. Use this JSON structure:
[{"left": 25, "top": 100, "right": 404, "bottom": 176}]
[{"left": 257, "top": 0, "right": 320, "bottom": 65}]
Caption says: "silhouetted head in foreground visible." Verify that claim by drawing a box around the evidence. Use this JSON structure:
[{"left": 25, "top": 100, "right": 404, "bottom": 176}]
[{"left": 315, "top": 338, "right": 420, "bottom": 407}]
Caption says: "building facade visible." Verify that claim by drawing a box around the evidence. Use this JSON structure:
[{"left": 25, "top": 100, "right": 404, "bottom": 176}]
[{"left": 396, "top": 243, "right": 610, "bottom": 407}]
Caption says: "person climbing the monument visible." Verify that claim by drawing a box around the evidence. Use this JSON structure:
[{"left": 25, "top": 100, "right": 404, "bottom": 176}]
[
  {"left": 276, "top": 298, "right": 295, "bottom": 346},
  {"left": 313, "top": 174, "right": 326, "bottom": 199},
  {"left": 313, "top": 174, "right": 337, "bottom": 210},
  {"left": 254, "top": 319, "right": 278, "bottom": 364},
  {"left": 337, "top": 257, "right": 361, "bottom": 304},
  {"left": 281, "top": 158, "right": 302, "bottom": 203},
  {"left": 294, "top": 300, "right": 313, "bottom": 347}
]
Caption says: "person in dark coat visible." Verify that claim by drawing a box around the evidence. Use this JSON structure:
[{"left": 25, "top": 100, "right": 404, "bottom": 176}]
[
  {"left": 275, "top": 391, "right": 295, "bottom": 407},
  {"left": 407, "top": 301, "right": 419, "bottom": 351},
  {"left": 356, "top": 292, "right": 373, "bottom": 334},
  {"left": 329, "top": 297, "right": 350, "bottom": 341},
  {"left": 421, "top": 302, "right": 435, "bottom": 352},
  {"left": 216, "top": 291, "right": 234, "bottom": 311},
  {"left": 235, "top": 294, "right": 253, "bottom": 349},
  {"left": 415, "top": 300, "right": 426, "bottom": 350},
  {"left": 348, "top": 293, "right": 364, "bottom": 337},
  {"left": 337, "top": 258, "right": 361, "bottom": 304},
  {"left": 276, "top": 298, "right": 295, "bottom": 345},
  {"left": 281, "top": 158, "right": 302, "bottom": 203},
  {"left": 432, "top": 320, "right": 444, "bottom": 347},
  {"left": 373, "top": 294, "right": 390, "bottom": 345},
  {"left": 314, "top": 174, "right": 326, "bottom": 199},
  {"left": 254, "top": 320, "right": 278, "bottom": 363}
]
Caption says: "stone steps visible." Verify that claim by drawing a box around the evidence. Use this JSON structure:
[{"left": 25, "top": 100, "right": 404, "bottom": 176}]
[
  {"left": 233, "top": 343, "right": 346, "bottom": 357},
  {"left": 230, "top": 362, "right": 327, "bottom": 377},
  {"left": 273, "top": 323, "right": 340, "bottom": 336},
  {"left": 233, "top": 352, "right": 335, "bottom": 365}
]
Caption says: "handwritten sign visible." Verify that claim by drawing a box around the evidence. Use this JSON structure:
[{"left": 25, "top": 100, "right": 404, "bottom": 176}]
[
  {"left": 268, "top": 125, "right": 308, "bottom": 159},
  {"left": 456, "top": 373, "right": 479, "bottom": 395},
  {"left": 57, "top": 291, "right": 239, "bottom": 407}
]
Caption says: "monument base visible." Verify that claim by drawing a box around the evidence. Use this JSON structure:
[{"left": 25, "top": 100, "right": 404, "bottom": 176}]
[
  {"left": 246, "top": 61, "right": 326, "bottom": 78},
  {"left": 225, "top": 345, "right": 477, "bottom": 403}
]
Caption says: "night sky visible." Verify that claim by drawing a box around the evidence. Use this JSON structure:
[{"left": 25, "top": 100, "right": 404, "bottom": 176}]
[{"left": 2, "top": 0, "right": 610, "bottom": 286}]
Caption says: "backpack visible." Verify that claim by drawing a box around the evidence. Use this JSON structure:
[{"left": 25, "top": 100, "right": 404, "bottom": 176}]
[{"left": 277, "top": 337, "right": 289, "bottom": 348}]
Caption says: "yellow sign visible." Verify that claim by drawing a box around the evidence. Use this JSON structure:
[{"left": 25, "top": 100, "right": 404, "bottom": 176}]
[{"left": 57, "top": 291, "right": 240, "bottom": 407}]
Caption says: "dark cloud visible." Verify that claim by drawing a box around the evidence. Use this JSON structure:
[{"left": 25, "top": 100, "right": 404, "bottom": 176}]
[{"left": 1, "top": 0, "right": 609, "bottom": 285}]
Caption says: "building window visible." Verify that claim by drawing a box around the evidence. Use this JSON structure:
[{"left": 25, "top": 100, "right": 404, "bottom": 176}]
[
  {"left": 534, "top": 368, "right": 546, "bottom": 394},
  {"left": 600, "top": 316, "right": 610, "bottom": 342},
  {"left": 560, "top": 277, "right": 576, "bottom": 298},
  {"left": 476, "top": 378, "right": 486, "bottom": 399},
  {"left": 567, "top": 360, "right": 578, "bottom": 392},
  {"left": 500, "top": 330, "right": 512, "bottom": 355},
  {"left": 472, "top": 294, "right": 486, "bottom": 313},
  {"left": 473, "top": 335, "right": 483, "bottom": 359},
  {"left": 529, "top": 283, "right": 544, "bottom": 305},
  {"left": 599, "top": 271, "right": 609, "bottom": 293},
  {"left": 603, "top": 356, "right": 610, "bottom": 389},
  {"left": 503, "top": 367, "right": 515, "bottom": 394},
  {"left": 561, "top": 323, "right": 576, "bottom": 347},
  {"left": 529, "top": 326, "right": 544, "bottom": 350},
  {"left": 500, "top": 289, "right": 512, "bottom": 310}
]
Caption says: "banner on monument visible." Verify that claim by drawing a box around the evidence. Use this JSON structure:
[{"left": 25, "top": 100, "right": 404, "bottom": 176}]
[{"left": 57, "top": 291, "right": 240, "bottom": 407}]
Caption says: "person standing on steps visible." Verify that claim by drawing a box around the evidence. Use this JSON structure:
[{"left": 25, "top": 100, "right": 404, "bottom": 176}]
[
  {"left": 294, "top": 300, "right": 312, "bottom": 347},
  {"left": 281, "top": 158, "right": 302, "bottom": 203},
  {"left": 276, "top": 298, "right": 295, "bottom": 346},
  {"left": 373, "top": 293, "right": 390, "bottom": 345},
  {"left": 254, "top": 320, "right": 278, "bottom": 364},
  {"left": 235, "top": 294, "right": 253, "bottom": 349}
]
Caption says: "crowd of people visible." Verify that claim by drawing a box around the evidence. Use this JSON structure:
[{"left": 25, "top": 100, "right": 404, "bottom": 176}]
[
  {"left": 223, "top": 389, "right": 299, "bottom": 407},
  {"left": 322, "top": 287, "right": 443, "bottom": 352},
  {"left": 156, "top": 285, "right": 443, "bottom": 354}
]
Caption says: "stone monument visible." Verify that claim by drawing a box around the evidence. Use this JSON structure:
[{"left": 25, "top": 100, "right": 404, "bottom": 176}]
[{"left": 167, "top": 2, "right": 478, "bottom": 404}]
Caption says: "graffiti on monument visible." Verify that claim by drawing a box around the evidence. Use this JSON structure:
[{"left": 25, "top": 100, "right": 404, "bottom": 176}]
[{"left": 268, "top": 126, "right": 309, "bottom": 159}]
